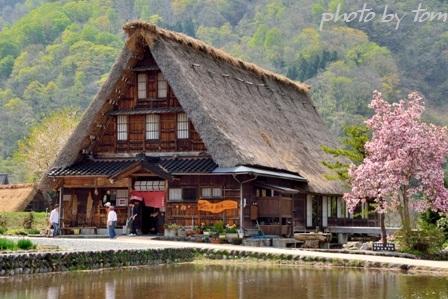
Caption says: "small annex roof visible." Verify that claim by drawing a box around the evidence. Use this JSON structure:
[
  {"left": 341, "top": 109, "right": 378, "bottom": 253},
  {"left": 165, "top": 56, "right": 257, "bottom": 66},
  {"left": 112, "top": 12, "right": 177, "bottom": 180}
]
[
  {"left": 0, "top": 184, "right": 38, "bottom": 212},
  {"left": 212, "top": 165, "right": 307, "bottom": 182},
  {"left": 253, "top": 182, "right": 300, "bottom": 194}
]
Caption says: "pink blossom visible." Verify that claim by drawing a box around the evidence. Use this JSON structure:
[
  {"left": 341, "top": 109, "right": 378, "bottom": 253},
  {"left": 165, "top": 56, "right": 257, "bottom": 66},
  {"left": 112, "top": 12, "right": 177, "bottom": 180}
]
[{"left": 344, "top": 92, "right": 448, "bottom": 218}]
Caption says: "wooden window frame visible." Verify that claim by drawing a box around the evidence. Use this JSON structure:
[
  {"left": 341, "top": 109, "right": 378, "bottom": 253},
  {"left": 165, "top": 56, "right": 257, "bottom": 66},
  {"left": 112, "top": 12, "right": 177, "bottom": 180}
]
[
  {"left": 201, "top": 187, "right": 223, "bottom": 198},
  {"left": 168, "top": 187, "right": 197, "bottom": 202},
  {"left": 177, "top": 113, "right": 189, "bottom": 139},
  {"left": 138, "top": 73, "right": 147, "bottom": 99},
  {"left": 145, "top": 114, "right": 160, "bottom": 140},
  {"left": 117, "top": 115, "right": 128, "bottom": 141},
  {"left": 157, "top": 72, "right": 168, "bottom": 98}
]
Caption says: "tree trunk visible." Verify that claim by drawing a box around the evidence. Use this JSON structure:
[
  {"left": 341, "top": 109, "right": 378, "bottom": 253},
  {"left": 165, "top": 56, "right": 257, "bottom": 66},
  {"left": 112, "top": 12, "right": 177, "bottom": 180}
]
[
  {"left": 380, "top": 212, "right": 387, "bottom": 245},
  {"left": 399, "top": 188, "right": 412, "bottom": 247}
]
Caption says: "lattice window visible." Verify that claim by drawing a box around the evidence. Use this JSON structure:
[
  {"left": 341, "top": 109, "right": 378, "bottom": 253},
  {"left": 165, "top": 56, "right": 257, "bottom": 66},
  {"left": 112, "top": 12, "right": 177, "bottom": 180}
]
[
  {"left": 169, "top": 188, "right": 197, "bottom": 202},
  {"left": 177, "top": 113, "right": 189, "bottom": 139},
  {"left": 201, "top": 187, "right": 223, "bottom": 198},
  {"left": 138, "top": 73, "right": 147, "bottom": 99},
  {"left": 169, "top": 188, "right": 182, "bottom": 202},
  {"left": 117, "top": 115, "right": 128, "bottom": 141},
  {"left": 157, "top": 72, "right": 168, "bottom": 98},
  {"left": 146, "top": 114, "right": 160, "bottom": 140}
]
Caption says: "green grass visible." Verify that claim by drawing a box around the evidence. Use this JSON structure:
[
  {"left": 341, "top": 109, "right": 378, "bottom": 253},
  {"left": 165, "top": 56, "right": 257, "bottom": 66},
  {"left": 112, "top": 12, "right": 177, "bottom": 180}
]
[{"left": 0, "top": 212, "right": 48, "bottom": 234}]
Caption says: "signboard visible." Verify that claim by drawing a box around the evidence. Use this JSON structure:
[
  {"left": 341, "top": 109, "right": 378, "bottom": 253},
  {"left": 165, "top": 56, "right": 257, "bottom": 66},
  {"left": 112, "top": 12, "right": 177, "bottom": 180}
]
[
  {"left": 372, "top": 243, "right": 395, "bottom": 251},
  {"left": 197, "top": 199, "right": 238, "bottom": 214}
]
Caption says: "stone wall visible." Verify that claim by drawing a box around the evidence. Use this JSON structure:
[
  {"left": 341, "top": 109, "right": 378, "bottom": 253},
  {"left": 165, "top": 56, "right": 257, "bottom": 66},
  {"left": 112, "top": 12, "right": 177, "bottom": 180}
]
[{"left": 0, "top": 248, "right": 196, "bottom": 276}]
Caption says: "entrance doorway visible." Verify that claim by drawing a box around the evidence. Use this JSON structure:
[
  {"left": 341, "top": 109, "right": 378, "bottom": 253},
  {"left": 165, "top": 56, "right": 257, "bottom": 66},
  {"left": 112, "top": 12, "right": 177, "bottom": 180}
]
[{"left": 141, "top": 205, "right": 158, "bottom": 234}]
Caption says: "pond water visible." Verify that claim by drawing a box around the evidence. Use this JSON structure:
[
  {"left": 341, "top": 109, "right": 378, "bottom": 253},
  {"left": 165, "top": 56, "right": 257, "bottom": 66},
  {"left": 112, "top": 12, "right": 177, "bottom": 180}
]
[{"left": 0, "top": 263, "right": 447, "bottom": 299}]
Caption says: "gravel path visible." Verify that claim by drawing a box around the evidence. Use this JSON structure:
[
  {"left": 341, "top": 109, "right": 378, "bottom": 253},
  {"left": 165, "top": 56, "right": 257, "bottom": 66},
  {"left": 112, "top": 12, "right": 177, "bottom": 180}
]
[{"left": 5, "top": 235, "right": 180, "bottom": 251}]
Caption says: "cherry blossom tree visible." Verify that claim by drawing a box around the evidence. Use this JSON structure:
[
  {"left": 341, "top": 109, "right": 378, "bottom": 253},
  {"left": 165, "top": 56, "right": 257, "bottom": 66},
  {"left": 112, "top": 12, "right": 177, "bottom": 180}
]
[{"left": 343, "top": 91, "right": 448, "bottom": 244}]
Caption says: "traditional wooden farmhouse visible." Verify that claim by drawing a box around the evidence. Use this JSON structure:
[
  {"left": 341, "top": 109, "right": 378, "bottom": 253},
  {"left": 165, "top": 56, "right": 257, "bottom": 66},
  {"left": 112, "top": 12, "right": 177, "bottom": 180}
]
[{"left": 39, "top": 21, "right": 376, "bottom": 236}]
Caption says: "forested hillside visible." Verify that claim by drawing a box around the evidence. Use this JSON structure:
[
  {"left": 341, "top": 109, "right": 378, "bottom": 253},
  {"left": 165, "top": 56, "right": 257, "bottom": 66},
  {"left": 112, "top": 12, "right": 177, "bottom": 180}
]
[{"left": 0, "top": 0, "right": 447, "bottom": 183}]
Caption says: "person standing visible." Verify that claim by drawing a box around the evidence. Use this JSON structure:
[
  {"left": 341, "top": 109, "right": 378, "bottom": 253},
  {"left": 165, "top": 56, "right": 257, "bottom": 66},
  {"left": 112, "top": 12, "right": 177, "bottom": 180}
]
[
  {"left": 49, "top": 204, "right": 60, "bottom": 237},
  {"left": 128, "top": 202, "right": 138, "bottom": 236},
  {"left": 107, "top": 206, "right": 118, "bottom": 239}
]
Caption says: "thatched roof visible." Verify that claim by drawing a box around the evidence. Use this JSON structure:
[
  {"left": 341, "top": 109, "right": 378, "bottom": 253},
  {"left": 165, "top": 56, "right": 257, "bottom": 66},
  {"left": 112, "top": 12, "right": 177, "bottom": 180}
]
[
  {"left": 0, "top": 184, "right": 38, "bottom": 212},
  {"left": 40, "top": 21, "right": 347, "bottom": 195}
]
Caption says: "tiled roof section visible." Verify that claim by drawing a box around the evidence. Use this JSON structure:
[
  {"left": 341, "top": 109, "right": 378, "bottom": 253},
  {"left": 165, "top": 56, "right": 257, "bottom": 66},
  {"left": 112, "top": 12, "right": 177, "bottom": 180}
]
[
  {"left": 160, "top": 157, "right": 217, "bottom": 174},
  {"left": 48, "top": 160, "right": 137, "bottom": 177},
  {"left": 48, "top": 157, "right": 217, "bottom": 177},
  {"left": 107, "top": 107, "right": 184, "bottom": 115}
]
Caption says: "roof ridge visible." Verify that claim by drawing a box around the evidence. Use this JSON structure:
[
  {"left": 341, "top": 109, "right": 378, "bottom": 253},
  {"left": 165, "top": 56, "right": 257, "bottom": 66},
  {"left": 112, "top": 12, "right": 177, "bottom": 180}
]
[{"left": 123, "top": 20, "right": 310, "bottom": 94}]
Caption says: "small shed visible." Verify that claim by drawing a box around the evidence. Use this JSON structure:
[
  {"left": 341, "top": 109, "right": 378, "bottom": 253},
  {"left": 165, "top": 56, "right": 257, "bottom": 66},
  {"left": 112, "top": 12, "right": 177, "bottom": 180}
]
[{"left": 0, "top": 174, "right": 9, "bottom": 185}]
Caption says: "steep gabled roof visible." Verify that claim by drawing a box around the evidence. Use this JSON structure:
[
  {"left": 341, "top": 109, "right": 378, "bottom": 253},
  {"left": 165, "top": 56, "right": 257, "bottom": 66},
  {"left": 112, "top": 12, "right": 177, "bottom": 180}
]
[{"left": 40, "top": 21, "right": 346, "bottom": 194}]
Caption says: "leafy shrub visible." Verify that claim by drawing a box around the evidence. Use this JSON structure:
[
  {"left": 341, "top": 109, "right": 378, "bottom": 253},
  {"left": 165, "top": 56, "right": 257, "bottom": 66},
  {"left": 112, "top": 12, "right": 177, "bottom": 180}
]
[
  {"left": 232, "top": 237, "right": 243, "bottom": 245},
  {"left": 0, "top": 227, "right": 6, "bottom": 234},
  {"left": 0, "top": 238, "right": 16, "bottom": 250},
  {"left": 17, "top": 239, "right": 35, "bottom": 250},
  {"left": 26, "top": 229, "right": 41, "bottom": 235},
  {"left": 0, "top": 214, "right": 7, "bottom": 228},
  {"left": 394, "top": 221, "right": 445, "bottom": 255},
  {"left": 436, "top": 217, "right": 448, "bottom": 239},
  {"left": 11, "top": 229, "right": 27, "bottom": 236},
  {"left": 23, "top": 212, "right": 34, "bottom": 229}
]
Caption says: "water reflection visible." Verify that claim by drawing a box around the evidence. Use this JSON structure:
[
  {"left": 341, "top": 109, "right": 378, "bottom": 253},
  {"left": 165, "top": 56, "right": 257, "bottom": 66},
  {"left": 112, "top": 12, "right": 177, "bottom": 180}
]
[{"left": 0, "top": 263, "right": 447, "bottom": 299}]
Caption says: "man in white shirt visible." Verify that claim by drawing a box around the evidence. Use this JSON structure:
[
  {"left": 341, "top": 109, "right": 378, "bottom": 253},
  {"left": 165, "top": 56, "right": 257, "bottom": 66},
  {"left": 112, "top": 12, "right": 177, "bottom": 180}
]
[
  {"left": 49, "top": 204, "right": 60, "bottom": 237},
  {"left": 107, "top": 206, "right": 118, "bottom": 239}
]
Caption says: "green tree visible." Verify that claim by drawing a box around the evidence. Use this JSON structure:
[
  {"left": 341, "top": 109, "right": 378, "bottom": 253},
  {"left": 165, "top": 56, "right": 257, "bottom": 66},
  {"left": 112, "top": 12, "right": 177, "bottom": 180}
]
[
  {"left": 321, "top": 124, "right": 370, "bottom": 181},
  {"left": 12, "top": 107, "right": 81, "bottom": 182}
]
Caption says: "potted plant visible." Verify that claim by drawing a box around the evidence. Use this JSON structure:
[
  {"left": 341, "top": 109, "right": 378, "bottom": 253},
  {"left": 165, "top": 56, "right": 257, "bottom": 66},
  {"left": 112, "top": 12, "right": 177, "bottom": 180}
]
[
  {"left": 225, "top": 224, "right": 238, "bottom": 242},
  {"left": 163, "top": 224, "right": 170, "bottom": 237},
  {"left": 193, "top": 226, "right": 201, "bottom": 235},
  {"left": 177, "top": 226, "right": 187, "bottom": 238},
  {"left": 167, "top": 224, "right": 178, "bottom": 237}
]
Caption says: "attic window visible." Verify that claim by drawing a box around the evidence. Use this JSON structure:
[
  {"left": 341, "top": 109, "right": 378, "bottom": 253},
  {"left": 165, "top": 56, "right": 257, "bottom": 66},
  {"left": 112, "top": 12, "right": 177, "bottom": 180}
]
[
  {"left": 138, "top": 73, "right": 147, "bottom": 99},
  {"left": 157, "top": 73, "right": 167, "bottom": 98}
]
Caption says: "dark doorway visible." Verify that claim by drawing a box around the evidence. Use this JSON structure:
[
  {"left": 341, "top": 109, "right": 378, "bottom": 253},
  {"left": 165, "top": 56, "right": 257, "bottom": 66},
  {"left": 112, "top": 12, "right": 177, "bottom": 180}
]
[
  {"left": 141, "top": 205, "right": 158, "bottom": 234},
  {"left": 312, "top": 195, "right": 323, "bottom": 229}
]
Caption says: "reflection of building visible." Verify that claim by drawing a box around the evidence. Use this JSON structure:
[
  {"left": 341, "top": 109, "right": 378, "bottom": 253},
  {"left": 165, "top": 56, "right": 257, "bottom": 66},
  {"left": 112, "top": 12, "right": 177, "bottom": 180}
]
[{"left": 39, "top": 21, "right": 376, "bottom": 236}]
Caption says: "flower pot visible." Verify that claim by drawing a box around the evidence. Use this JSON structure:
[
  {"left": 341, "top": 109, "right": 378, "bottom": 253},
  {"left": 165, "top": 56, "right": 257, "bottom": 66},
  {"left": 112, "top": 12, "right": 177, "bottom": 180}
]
[
  {"left": 164, "top": 228, "right": 170, "bottom": 236},
  {"left": 225, "top": 233, "right": 238, "bottom": 242},
  {"left": 177, "top": 229, "right": 187, "bottom": 238},
  {"left": 169, "top": 229, "right": 176, "bottom": 237}
]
